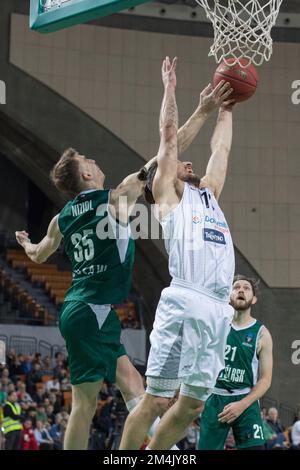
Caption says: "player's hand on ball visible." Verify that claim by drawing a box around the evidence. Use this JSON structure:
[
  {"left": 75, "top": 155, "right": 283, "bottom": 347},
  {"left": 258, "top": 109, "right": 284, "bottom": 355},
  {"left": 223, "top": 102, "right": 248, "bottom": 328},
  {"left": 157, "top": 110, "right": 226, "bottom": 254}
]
[
  {"left": 199, "top": 80, "right": 234, "bottom": 114},
  {"left": 162, "top": 56, "right": 177, "bottom": 89},
  {"left": 15, "top": 230, "right": 31, "bottom": 247},
  {"left": 217, "top": 401, "right": 246, "bottom": 424}
]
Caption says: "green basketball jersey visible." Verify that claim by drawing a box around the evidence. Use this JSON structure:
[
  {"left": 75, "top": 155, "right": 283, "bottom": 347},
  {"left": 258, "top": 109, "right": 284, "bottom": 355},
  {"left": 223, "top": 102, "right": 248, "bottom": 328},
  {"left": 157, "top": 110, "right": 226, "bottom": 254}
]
[
  {"left": 214, "top": 319, "right": 263, "bottom": 393},
  {"left": 58, "top": 189, "right": 135, "bottom": 304}
]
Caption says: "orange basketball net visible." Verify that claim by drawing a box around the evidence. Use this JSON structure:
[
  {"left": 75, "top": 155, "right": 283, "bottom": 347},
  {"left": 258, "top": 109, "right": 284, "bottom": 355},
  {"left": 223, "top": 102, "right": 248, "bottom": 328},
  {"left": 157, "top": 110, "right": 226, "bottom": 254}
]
[{"left": 195, "top": 0, "right": 283, "bottom": 68}]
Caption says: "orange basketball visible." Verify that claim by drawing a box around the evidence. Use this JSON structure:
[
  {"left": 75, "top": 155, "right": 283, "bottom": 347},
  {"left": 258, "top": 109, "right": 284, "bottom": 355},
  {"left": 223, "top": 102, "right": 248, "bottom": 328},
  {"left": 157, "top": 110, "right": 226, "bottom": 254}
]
[{"left": 213, "top": 58, "right": 258, "bottom": 103}]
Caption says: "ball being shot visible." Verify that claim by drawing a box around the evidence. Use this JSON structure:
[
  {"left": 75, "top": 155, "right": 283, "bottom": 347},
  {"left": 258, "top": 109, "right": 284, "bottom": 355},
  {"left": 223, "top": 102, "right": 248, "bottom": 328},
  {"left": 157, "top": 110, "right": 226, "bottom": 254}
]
[{"left": 213, "top": 58, "right": 259, "bottom": 103}]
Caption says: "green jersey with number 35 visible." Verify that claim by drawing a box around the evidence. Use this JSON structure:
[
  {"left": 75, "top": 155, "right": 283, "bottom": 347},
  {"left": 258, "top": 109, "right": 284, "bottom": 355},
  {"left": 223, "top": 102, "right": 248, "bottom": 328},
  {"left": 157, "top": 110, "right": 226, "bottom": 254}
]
[
  {"left": 214, "top": 319, "right": 263, "bottom": 393},
  {"left": 58, "top": 189, "right": 135, "bottom": 304}
]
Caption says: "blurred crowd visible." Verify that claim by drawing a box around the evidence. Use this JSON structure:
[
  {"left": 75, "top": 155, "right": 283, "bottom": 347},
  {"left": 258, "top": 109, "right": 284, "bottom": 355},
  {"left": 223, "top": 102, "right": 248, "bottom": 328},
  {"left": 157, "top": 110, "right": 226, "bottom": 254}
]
[
  {"left": 1, "top": 349, "right": 300, "bottom": 450},
  {"left": 0, "top": 349, "right": 126, "bottom": 450}
]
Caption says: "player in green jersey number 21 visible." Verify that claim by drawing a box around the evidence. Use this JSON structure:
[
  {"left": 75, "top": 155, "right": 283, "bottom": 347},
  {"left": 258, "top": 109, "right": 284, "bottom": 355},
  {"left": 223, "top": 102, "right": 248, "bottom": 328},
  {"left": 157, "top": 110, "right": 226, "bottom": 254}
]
[{"left": 199, "top": 275, "right": 273, "bottom": 450}]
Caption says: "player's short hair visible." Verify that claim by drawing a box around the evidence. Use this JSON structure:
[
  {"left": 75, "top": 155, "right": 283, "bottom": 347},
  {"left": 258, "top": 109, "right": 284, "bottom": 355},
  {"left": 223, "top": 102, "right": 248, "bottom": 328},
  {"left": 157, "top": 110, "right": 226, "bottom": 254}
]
[
  {"left": 50, "top": 148, "right": 81, "bottom": 198},
  {"left": 233, "top": 274, "right": 260, "bottom": 297}
]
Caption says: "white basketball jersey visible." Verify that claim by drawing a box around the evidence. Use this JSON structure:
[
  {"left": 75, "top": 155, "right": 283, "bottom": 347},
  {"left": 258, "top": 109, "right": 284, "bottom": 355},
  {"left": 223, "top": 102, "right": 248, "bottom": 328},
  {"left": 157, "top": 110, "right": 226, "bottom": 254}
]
[{"left": 160, "top": 183, "right": 235, "bottom": 301}]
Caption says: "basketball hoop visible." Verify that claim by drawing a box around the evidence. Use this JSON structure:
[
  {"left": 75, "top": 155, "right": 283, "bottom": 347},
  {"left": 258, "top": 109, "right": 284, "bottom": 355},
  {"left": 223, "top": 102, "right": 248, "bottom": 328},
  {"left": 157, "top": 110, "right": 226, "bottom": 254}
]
[
  {"left": 195, "top": 0, "right": 283, "bottom": 67},
  {"left": 40, "top": 0, "right": 69, "bottom": 12}
]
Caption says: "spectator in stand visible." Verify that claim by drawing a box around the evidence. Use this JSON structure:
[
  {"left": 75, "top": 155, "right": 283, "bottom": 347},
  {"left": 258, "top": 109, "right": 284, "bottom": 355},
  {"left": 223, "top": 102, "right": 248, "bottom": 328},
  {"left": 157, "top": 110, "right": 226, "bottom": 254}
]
[
  {"left": 43, "top": 397, "right": 50, "bottom": 407},
  {"left": 20, "top": 418, "right": 39, "bottom": 451},
  {"left": 42, "top": 356, "right": 53, "bottom": 375},
  {"left": 261, "top": 407, "right": 268, "bottom": 420},
  {"left": 7, "top": 383, "right": 16, "bottom": 394},
  {"left": 2, "top": 390, "right": 23, "bottom": 450},
  {"left": 46, "top": 404, "right": 56, "bottom": 426},
  {"left": 32, "top": 383, "right": 47, "bottom": 405},
  {"left": 27, "top": 409, "right": 37, "bottom": 428},
  {"left": 261, "top": 409, "right": 278, "bottom": 446},
  {"left": 8, "top": 354, "right": 24, "bottom": 379},
  {"left": 224, "top": 430, "right": 236, "bottom": 450},
  {"left": 5, "top": 349, "right": 17, "bottom": 370},
  {"left": 0, "top": 381, "right": 6, "bottom": 405},
  {"left": 267, "top": 407, "right": 285, "bottom": 434},
  {"left": 15, "top": 378, "right": 24, "bottom": 392},
  {"left": 34, "top": 420, "right": 54, "bottom": 450},
  {"left": 33, "top": 353, "right": 42, "bottom": 366},
  {"left": 1, "top": 367, "right": 11, "bottom": 383},
  {"left": 291, "top": 418, "right": 300, "bottom": 450},
  {"left": 50, "top": 414, "right": 67, "bottom": 450},
  {"left": 122, "top": 311, "right": 139, "bottom": 330},
  {"left": 26, "top": 363, "right": 44, "bottom": 395},
  {"left": 54, "top": 352, "right": 67, "bottom": 368},
  {"left": 1, "top": 377, "right": 11, "bottom": 395},
  {"left": 183, "top": 419, "right": 200, "bottom": 450},
  {"left": 17, "top": 382, "right": 35, "bottom": 404},
  {"left": 49, "top": 392, "right": 62, "bottom": 414},
  {"left": 46, "top": 375, "right": 61, "bottom": 393},
  {"left": 59, "top": 369, "right": 72, "bottom": 391},
  {"left": 36, "top": 405, "right": 47, "bottom": 424},
  {"left": 20, "top": 354, "right": 33, "bottom": 375},
  {"left": 265, "top": 407, "right": 289, "bottom": 449},
  {"left": 52, "top": 360, "right": 64, "bottom": 380}
]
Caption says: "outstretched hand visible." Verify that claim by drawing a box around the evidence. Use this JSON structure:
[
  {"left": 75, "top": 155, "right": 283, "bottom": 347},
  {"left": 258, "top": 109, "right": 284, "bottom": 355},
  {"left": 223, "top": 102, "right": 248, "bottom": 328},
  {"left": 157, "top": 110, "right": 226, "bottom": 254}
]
[
  {"left": 15, "top": 230, "right": 31, "bottom": 248},
  {"left": 162, "top": 56, "right": 177, "bottom": 89},
  {"left": 199, "top": 80, "right": 235, "bottom": 114}
]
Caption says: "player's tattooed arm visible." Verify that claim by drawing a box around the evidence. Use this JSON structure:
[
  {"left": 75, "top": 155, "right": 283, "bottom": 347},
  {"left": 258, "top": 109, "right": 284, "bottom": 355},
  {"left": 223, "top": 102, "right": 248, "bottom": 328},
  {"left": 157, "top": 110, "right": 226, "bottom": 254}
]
[
  {"left": 15, "top": 215, "right": 62, "bottom": 263},
  {"left": 177, "top": 81, "right": 233, "bottom": 156},
  {"left": 152, "top": 56, "right": 180, "bottom": 217},
  {"left": 200, "top": 106, "right": 233, "bottom": 201}
]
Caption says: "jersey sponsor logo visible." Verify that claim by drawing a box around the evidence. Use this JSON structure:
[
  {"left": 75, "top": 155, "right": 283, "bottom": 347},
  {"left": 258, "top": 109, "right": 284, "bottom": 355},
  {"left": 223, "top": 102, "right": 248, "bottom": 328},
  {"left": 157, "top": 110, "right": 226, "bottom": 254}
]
[
  {"left": 73, "top": 264, "right": 107, "bottom": 277},
  {"left": 219, "top": 365, "right": 246, "bottom": 383},
  {"left": 71, "top": 200, "right": 93, "bottom": 217},
  {"left": 204, "top": 215, "right": 228, "bottom": 229},
  {"left": 203, "top": 228, "right": 226, "bottom": 244}
]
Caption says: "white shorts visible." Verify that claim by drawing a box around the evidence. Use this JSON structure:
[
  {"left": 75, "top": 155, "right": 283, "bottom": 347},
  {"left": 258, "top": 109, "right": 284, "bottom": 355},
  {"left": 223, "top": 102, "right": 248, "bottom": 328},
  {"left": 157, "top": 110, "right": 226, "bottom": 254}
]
[{"left": 146, "top": 281, "right": 234, "bottom": 392}]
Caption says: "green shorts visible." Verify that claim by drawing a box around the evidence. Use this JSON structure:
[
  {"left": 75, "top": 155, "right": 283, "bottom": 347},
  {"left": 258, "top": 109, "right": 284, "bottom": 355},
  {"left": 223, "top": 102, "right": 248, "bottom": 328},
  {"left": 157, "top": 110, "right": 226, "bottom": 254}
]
[
  {"left": 59, "top": 301, "right": 126, "bottom": 385},
  {"left": 198, "top": 393, "right": 265, "bottom": 449}
]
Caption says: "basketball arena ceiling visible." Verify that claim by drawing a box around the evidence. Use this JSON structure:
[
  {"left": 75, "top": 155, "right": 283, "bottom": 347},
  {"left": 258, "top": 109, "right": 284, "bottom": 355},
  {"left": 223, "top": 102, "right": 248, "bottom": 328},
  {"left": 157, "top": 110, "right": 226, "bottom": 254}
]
[
  {"left": 157, "top": 0, "right": 300, "bottom": 13},
  {"left": 121, "top": 1, "right": 300, "bottom": 29}
]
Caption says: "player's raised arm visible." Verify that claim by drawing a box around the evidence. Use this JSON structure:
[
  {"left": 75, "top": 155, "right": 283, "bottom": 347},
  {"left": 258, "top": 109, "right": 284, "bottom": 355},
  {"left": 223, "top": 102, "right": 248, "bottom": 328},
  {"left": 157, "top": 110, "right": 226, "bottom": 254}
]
[
  {"left": 15, "top": 215, "right": 62, "bottom": 264},
  {"left": 178, "top": 81, "right": 233, "bottom": 156},
  {"left": 152, "top": 57, "right": 179, "bottom": 211},
  {"left": 201, "top": 106, "right": 233, "bottom": 201}
]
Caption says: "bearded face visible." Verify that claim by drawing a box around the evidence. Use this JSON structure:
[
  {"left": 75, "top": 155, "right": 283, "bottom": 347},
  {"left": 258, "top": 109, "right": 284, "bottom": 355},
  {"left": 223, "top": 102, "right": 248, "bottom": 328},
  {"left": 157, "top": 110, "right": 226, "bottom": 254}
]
[
  {"left": 230, "top": 280, "right": 257, "bottom": 311},
  {"left": 177, "top": 161, "right": 201, "bottom": 187}
]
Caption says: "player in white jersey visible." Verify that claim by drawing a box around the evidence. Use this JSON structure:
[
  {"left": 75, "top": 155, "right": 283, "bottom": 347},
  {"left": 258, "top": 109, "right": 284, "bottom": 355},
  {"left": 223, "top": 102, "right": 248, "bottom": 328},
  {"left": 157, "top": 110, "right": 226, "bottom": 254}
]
[{"left": 120, "top": 57, "right": 235, "bottom": 450}]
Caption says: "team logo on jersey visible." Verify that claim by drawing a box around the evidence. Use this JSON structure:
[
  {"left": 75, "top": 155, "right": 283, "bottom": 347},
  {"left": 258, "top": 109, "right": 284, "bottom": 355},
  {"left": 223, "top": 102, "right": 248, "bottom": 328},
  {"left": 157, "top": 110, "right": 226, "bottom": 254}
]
[
  {"left": 192, "top": 215, "right": 201, "bottom": 224},
  {"left": 203, "top": 229, "right": 226, "bottom": 245},
  {"left": 246, "top": 333, "right": 254, "bottom": 343},
  {"left": 242, "top": 332, "right": 254, "bottom": 348}
]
